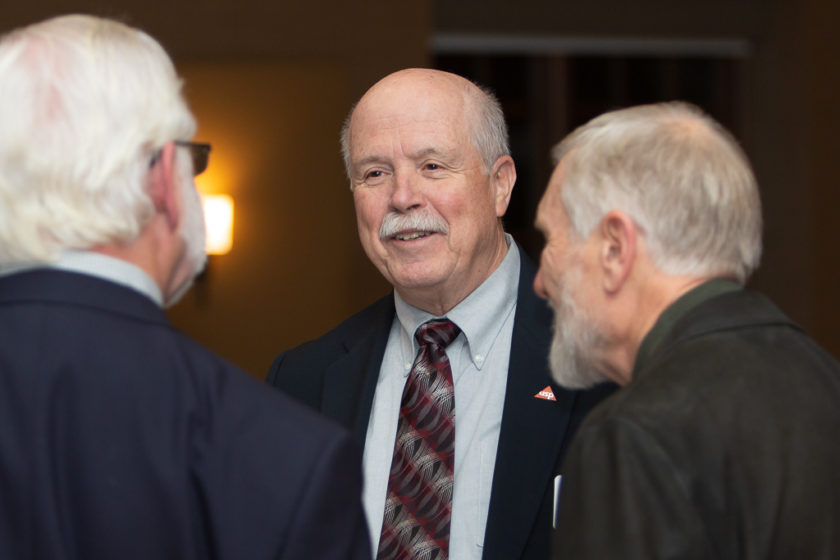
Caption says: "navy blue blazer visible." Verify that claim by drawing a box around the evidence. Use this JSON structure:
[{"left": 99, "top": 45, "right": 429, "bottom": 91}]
[
  {"left": 0, "top": 269, "right": 370, "bottom": 560},
  {"left": 267, "top": 251, "right": 615, "bottom": 559}
]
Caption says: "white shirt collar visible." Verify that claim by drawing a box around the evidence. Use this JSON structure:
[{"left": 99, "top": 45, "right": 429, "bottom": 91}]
[
  {"left": 393, "top": 233, "right": 520, "bottom": 370},
  {"left": 0, "top": 251, "right": 163, "bottom": 306}
]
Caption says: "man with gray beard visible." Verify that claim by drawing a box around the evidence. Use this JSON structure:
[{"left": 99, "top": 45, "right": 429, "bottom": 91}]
[
  {"left": 534, "top": 102, "right": 840, "bottom": 559},
  {"left": 267, "top": 68, "right": 614, "bottom": 560}
]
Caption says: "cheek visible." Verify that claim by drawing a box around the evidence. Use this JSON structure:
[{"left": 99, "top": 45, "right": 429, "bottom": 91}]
[
  {"left": 436, "top": 179, "right": 493, "bottom": 225},
  {"left": 353, "top": 193, "right": 383, "bottom": 237},
  {"left": 453, "top": 203, "right": 496, "bottom": 245}
]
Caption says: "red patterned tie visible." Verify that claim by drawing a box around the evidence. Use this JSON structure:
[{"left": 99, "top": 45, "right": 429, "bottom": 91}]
[{"left": 377, "top": 319, "right": 461, "bottom": 560}]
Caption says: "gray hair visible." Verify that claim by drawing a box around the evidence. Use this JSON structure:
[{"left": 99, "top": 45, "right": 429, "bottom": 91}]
[
  {"left": 0, "top": 14, "right": 195, "bottom": 266},
  {"left": 553, "top": 102, "right": 762, "bottom": 284},
  {"left": 339, "top": 77, "right": 510, "bottom": 182}
]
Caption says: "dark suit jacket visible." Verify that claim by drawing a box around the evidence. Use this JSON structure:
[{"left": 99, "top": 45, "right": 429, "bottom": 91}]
[
  {"left": 553, "top": 286, "right": 840, "bottom": 559},
  {"left": 0, "top": 269, "right": 370, "bottom": 560},
  {"left": 267, "top": 251, "right": 615, "bottom": 559}
]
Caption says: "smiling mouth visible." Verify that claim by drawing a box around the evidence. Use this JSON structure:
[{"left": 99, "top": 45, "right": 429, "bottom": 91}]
[{"left": 392, "top": 231, "right": 434, "bottom": 241}]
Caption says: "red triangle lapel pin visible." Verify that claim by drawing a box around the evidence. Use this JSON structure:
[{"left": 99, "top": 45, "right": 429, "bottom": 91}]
[{"left": 534, "top": 385, "right": 557, "bottom": 401}]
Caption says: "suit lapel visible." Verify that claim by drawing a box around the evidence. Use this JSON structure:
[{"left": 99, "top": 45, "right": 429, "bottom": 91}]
[
  {"left": 321, "top": 296, "right": 395, "bottom": 445},
  {"left": 482, "top": 254, "right": 576, "bottom": 559},
  {"left": 316, "top": 253, "right": 576, "bottom": 557}
]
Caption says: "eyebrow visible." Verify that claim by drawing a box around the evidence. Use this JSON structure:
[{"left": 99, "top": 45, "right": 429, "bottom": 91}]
[
  {"left": 406, "top": 147, "right": 448, "bottom": 160},
  {"left": 352, "top": 155, "right": 391, "bottom": 170}
]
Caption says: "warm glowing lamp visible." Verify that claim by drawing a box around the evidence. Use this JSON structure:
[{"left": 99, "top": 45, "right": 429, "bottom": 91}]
[{"left": 201, "top": 193, "right": 234, "bottom": 255}]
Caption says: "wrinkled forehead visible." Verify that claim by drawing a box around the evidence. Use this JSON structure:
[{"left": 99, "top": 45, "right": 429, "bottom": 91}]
[
  {"left": 536, "top": 160, "right": 571, "bottom": 229},
  {"left": 348, "top": 76, "right": 475, "bottom": 158}
]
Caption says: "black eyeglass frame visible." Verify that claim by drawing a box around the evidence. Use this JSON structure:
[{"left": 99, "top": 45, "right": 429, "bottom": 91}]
[{"left": 149, "top": 141, "right": 212, "bottom": 176}]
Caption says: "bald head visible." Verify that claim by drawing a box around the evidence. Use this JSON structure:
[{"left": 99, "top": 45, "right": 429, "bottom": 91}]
[{"left": 340, "top": 68, "right": 509, "bottom": 182}]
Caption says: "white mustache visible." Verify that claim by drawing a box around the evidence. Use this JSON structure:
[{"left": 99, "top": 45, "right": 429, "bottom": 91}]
[{"left": 379, "top": 211, "right": 449, "bottom": 239}]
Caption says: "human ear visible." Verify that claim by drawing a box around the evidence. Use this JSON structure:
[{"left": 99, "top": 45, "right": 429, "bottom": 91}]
[
  {"left": 599, "top": 210, "right": 637, "bottom": 294},
  {"left": 148, "top": 141, "right": 180, "bottom": 231},
  {"left": 490, "top": 155, "right": 516, "bottom": 217}
]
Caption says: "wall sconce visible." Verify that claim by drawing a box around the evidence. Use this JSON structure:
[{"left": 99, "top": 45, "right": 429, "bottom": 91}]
[{"left": 201, "top": 193, "right": 234, "bottom": 255}]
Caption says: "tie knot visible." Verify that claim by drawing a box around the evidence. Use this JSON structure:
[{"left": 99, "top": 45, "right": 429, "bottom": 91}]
[{"left": 415, "top": 318, "right": 460, "bottom": 349}]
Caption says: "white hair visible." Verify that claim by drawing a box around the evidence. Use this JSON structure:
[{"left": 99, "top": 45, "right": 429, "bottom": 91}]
[
  {"left": 339, "top": 75, "right": 510, "bottom": 182},
  {"left": 0, "top": 14, "right": 196, "bottom": 266},
  {"left": 553, "top": 102, "right": 762, "bottom": 284}
]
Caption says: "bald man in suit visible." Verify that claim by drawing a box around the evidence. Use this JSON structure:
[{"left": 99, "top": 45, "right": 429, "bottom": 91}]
[{"left": 268, "top": 68, "right": 614, "bottom": 559}]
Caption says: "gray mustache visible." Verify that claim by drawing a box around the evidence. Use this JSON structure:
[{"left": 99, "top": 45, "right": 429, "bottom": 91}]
[{"left": 379, "top": 212, "right": 449, "bottom": 239}]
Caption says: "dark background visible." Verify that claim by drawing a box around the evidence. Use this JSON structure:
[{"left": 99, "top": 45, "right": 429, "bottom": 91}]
[{"left": 2, "top": 0, "right": 837, "bottom": 375}]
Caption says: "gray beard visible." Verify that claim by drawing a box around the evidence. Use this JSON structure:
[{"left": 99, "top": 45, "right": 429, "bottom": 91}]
[
  {"left": 164, "top": 153, "right": 208, "bottom": 308},
  {"left": 548, "top": 267, "right": 610, "bottom": 389}
]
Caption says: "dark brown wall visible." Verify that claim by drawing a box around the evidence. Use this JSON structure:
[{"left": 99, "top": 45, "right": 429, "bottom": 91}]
[
  {"left": 434, "top": 0, "right": 840, "bottom": 359},
  {"left": 167, "top": 61, "right": 368, "bottom": 375},
  {"left": 803, "top": 0, "right": 840, "bottom": 356},
  {"left": 4, "top": 0, "right": 838, "bottom": 375}
]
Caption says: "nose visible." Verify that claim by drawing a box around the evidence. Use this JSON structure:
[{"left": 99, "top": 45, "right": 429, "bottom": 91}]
[
  {"left": 533, "top": 266, "right": 548, "bottom": 300},
  {"left": 390, "top": 169, "right": 424, "bottom": 212}
]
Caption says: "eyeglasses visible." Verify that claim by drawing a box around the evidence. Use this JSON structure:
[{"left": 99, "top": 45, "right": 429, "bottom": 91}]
[
  {"left": 177, "top": 141, "right": 211, "bottom": 176},
  {"left": 149, "top": 141, "right": 212, "bottom": 176}
]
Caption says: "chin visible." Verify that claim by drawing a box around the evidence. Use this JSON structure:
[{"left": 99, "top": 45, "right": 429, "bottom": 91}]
[{"left": 387, "top": 266, "right": 448, "bottom": 292}]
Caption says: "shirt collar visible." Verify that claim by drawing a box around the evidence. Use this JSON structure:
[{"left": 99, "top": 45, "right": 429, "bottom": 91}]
[
  {"left": 0, "top": 251, "right": 164, "bottom": 306},
  {"left": 393, "top": 233, "right": 520, "bottom": 370}
]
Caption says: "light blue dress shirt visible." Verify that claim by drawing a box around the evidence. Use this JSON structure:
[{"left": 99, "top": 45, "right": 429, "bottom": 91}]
[{"left": 363, "top": 235, "right": 520, "bottom": 559}]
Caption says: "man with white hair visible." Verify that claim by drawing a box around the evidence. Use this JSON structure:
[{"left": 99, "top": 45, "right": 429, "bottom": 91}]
[
  {"left": 268, "top": 68, "right": 614, "bottom": 559},
  {"left": 0, "top": 15, "right": 370, "bottom": 559},
  {"left": 533, "top": 102, "right": 840, "bottom": 558}
]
